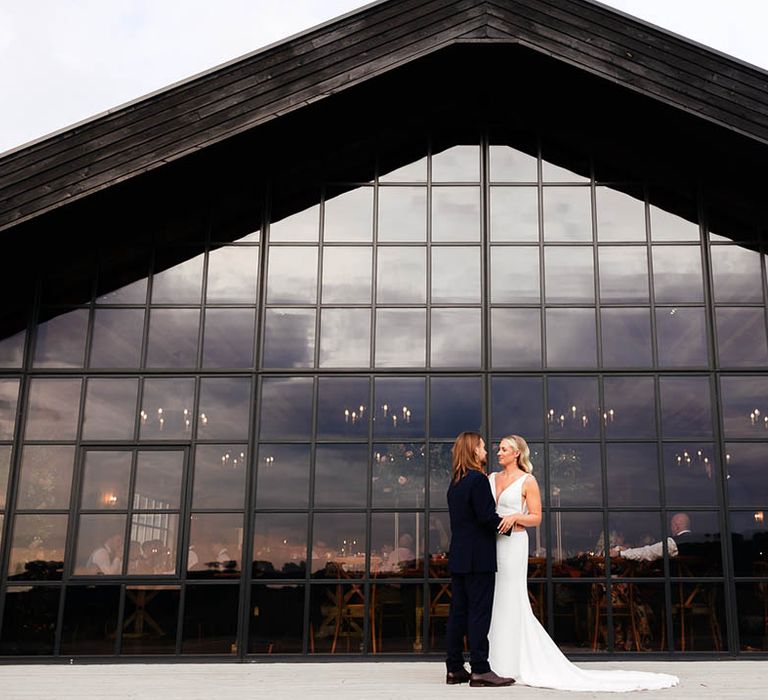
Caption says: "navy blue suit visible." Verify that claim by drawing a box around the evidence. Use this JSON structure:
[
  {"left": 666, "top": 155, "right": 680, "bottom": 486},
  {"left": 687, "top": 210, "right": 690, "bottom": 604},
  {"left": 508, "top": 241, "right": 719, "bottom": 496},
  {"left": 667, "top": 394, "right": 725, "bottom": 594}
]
[{"left": 445, "top": 469, "right": 505, "bottom": 674}]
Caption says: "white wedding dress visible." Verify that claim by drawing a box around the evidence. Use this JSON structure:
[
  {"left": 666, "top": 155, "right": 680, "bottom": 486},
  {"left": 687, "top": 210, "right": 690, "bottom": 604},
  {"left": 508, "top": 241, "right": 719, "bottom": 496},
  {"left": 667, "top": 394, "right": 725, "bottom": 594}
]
[{"left": 487, "top": 472, "right": 679, "bottom": 692}]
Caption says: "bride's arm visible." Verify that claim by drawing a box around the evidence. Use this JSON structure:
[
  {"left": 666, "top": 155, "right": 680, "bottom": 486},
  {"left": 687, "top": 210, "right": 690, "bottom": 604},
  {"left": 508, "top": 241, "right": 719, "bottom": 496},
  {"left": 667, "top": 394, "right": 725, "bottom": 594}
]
[{"left": 511, "top": 476, "right": 542, "bottom": 529}]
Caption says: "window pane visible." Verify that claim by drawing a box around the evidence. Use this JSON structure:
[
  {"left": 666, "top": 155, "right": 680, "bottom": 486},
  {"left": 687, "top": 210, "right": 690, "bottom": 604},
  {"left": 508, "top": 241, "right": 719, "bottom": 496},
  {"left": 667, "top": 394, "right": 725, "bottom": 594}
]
[
  {"left": 17, "top": 445, "right": 75, "bottom": 509},
  {"left": 430, "top": 377, "right": 482, "bottom": 438},
  {"left": 187, "top": 513, "right": 243, "bottom": 578},
  {"left": 551, "top": 512, "right": 604, "bottom": 575},
  {"left": 378, "top": 187, "right": 427, "bottom": 242},
  {"left": 139, "top": 378, "right": 195, "bottom": 440},
  {"left": 543, "top": 187, "right": 592, "bottom": 241},
  {"left": 73, "top": 513, "right": 125, "bottom": 575},
  {"left": 652, "top": 246, "right": 703, "bottom": 302},
  {"left": 659, "top": 377, "right": 713, "bottom": 438},
  {"left": 270, "top": 204, "right": 319, "bottom": 242},
  {"left": 134, "top": 451, "right": 183, "bottom": 509},
  {"left": 489, "top": 187, "right": 538, "bottom": 241},
  {"left": 549, "top": 444, "right": 602, "bottom": 506},
  {"left": 60, "top": 586, "right": 120, "bottom": 655},
  {"left": 490, "top": 246, "right": 540, "bottom": 302},
  {"left": 128, "top": 513, "right": 179, "bottom": 575},
  {"left": 96, "top": 257, "right": 148, "bottom": 304},
  {"left": 33, "top": 308, "right": 88, "bottom": 368},
  {"left": 0, "top": 321, "right": 25, "bottom": 369},
  {"left": 253, "top": 514, "right": 307, "bottom": 579},
  {"left": 598, "top": 247, "right": 649, "bottom": 302},
  {"left": 720, "top": 376, "right": 768, "bottom": 437},
  {"left": 0, "top": 445, "right": 10, "bottom": 509},
  {"left": 663, "top": 443, "right": 718, "bottom": 507},
  {"left": 151, "top": 251, "right": 204, "bottom": 304},
  {"left": 656, "top": 307, "right": 708, "bottom": 367},
  {"left": 324, "top": 187, "right": 373, "bottom": 242},
  {"left": 432, "top": 145, "right": 479, "bottom": 181},
  {"left": 371, "top": 512, "right": 423, "bottom": 577},
  {"left": 0, "top": 378, "right": 20, "bottom": 440},
  {"left": 267, "top": 247, "right": 318, "bottom": 304},
  {"left": 262, "top": 308, "right": 315, "bottom": 368},
  {"left": 546, "top": 309, "right": 597, "bottom": 368},
  {"left": 25, "top": 378, "right": 81, "bottom": 440},
  {"left": 547, "top": 376, "right": 599, "bottom": 438},
  {"left": 315, "top": 444, "right": 368, "bottom": 508},
  {"left": 710, "top": 245, "right": 764, "bottom": 303},
  {"left": 603, "top": 377, "right": 656, "bottom": 438},
  {"left": 202, "top": 308, "right": 255, "bottom": 368},
  {"left": 609, "top": 511, "right": 664, "bottom": 577},
  {"left": 319, "top": 308, "right": 370, "bottom": 367},
  {"left": 181, "top": 584, "right": 239, "bottom": 653},
  {"left": 545, "top": 247, "right": 594, "bottom": 303},
  {"left": 649, "top": 206, "right": 699, "bottom": 241},
  {"left": 121, "top": 587, "right": 180, "bottom": 654},
  {"left": 308, "top": 583, "right": 367, "bottom": 653},
  {"left": 192, "top": 445, "right": 247, "bottom": 509},
  {"left": 317, "top": 377, "right": 370, "bottom": 439},
  {"left": 429, "top": 444, "right": 452, "bottom": 509},
  {"left": 552, "top": 582, "right": 601, "bottom": 652},
  {"left": 431, "top": 308, "right": 480, "bottom": 367},
  {"left": 491, "top": 376, "right": 544, "bottom": 440},
  {"left": 206, "top": 245, "right": 259, "bottom": 303},
  {"left": 249, "top": 584, "right": 304, "bottom": 654},
  {"left": 145, "top": 308, "right": 200, "bottom": 368},
  {"left": 255, "top": 444, "right": 309, "bottom": 509},
  {"left": 375, "top": 309, "right": 426, "bottom": 368},
  {"left": 259, "top": 378, "right": 313, "bottom": 439},
  {"left": 376, "top": 247, "right": 426, "bottom": 302},
  {"left": 596, "top": 187, "right": 646, "bottom": 242},
  {"left": 80, "top": 451, "right": 132, "bottom": 510},
  {"left": 0, "top": 586, "right": 60, "bottom": 655},
  {"left": 489, "top": 146, "right": 538, "bottom": 182},
  {"left": 90, "top": 308, "right": 144, "bottom": 368},
  {"left": 491, "top": 308, "right": 542, "bottom": 368},
  {"left": 668, "top": 512, "right": 722, "bottom": 577},
  {"left": 601, "top": 308, "right": 652, "bottom": 368},
  {"left": 311, "top": 513, "right": 366, "bottom": 578},
  {"left": 372, "top": 444, "right": 425, "bottom": 509},
  {"left": 731, "top": 514, "right": 768, "bottom": 577},
  {"left": 373, "top": 377, "right": 425, "bottom": 438},
  {"left": 716, "top": 308, "right": 768, "bottom": 367},
  {"left": 8, "top": 514, "right": 68, "bottom": 580},
  {"left": 432, "top": 247, "right": 480, "bottom": 303},
  {"left": 82, "top": 378, "right": 138, "bottom": 440},
  {"left": 321, "top": 247, "right": 372, "bottom": 303},
  {"left": 725, "top": 443, "right": 768, "bottom": 506},
  {"left": 606, "top": 444, "right": 659, "bottom": 506},
  {"left": 379, "top": 154, "right": 427, "bottom": 182},
  {"left": 736, "top": 583, "right": 768, "bottom": 651},
  {"left": 197, "top": 377, "right": 251, "bottom": 440},
  {"left": 432, "top": 187, "right": 480, "bottom": 242}
]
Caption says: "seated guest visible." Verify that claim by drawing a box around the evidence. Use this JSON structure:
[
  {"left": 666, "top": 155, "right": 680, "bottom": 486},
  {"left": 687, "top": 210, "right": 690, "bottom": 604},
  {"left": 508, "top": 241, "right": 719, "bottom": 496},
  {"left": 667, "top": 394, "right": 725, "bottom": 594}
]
[
  {"left": 87, "top": 532, "right": 123, "bottom": 574},
  {"left": 611, "top": 513, "right": 692, "bottom": 561}
]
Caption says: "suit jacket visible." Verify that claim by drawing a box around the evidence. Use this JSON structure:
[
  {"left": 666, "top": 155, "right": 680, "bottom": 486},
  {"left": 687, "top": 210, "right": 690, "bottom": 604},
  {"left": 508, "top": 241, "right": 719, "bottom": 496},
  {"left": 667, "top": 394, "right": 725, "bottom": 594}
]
[{"left": 447, "top": 469, "right": 505, "bottom": 574}]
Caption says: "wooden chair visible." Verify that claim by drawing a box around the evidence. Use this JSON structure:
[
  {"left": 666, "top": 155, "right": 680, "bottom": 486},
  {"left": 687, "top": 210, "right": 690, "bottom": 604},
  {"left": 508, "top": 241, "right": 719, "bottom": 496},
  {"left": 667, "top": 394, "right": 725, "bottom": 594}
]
[{"left": 591, "top": 582, "right": 641, "bottom": 652}]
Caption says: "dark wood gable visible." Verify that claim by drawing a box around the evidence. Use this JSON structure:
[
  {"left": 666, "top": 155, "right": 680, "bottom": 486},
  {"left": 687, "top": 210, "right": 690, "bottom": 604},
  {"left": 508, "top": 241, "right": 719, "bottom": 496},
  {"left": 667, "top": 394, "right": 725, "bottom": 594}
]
[{"left": 1, "top": 0, "right": 768, "bottom": 233}]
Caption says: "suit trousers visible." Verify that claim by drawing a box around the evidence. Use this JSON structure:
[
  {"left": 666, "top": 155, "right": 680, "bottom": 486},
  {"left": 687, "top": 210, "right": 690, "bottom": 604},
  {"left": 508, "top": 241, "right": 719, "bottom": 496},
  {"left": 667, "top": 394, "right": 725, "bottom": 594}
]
[{"left": 445, "top": 571, "right": 495, "bottom": 674}]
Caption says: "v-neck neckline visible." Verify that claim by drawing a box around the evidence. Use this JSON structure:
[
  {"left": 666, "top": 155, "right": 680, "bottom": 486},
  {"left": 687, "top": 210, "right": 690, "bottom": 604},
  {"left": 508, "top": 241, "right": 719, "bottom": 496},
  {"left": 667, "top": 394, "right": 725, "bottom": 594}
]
[{"left": 493, "top": 471, "right": 527, "bottom": 507}]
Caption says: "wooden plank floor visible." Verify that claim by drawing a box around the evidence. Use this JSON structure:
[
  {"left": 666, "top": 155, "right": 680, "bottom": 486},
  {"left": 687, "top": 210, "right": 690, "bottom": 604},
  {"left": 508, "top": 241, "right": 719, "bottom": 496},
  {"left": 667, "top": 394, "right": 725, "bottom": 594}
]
[{"left": 1, "top": 660, "right": 766, "bottom": 699}]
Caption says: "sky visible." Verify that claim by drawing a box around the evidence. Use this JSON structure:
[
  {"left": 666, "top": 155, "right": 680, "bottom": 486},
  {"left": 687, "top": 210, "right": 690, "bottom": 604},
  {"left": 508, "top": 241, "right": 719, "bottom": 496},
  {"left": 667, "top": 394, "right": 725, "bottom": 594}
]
[{"left": 1, "top": 0, "right": 766, "bottom": 155}]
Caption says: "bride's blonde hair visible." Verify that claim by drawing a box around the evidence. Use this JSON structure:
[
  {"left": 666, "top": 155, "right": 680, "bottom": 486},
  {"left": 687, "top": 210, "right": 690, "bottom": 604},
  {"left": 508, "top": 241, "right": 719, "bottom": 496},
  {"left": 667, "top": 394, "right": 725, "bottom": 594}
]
[{"left": 502, "top": 434, "right": 533, "bottom": 474}]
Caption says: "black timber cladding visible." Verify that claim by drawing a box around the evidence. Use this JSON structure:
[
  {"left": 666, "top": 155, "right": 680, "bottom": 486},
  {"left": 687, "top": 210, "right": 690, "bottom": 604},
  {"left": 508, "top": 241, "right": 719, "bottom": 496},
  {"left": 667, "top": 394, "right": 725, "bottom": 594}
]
[{"left": 2, "top": 0, "right": 768, "bottom": 233}]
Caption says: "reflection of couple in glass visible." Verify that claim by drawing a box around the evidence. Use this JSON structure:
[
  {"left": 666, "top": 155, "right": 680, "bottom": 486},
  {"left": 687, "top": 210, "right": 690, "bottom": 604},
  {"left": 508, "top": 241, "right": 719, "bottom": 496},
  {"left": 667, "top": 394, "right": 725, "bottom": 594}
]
[{"left": 445, "top": 431, "right": 679, "bottom": 691}]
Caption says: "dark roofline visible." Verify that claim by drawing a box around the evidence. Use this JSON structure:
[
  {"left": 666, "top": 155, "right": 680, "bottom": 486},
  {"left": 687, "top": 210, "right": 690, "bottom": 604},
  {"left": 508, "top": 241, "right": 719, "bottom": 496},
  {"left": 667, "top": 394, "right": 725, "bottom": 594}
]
[{"left": 2, "top": 0, "right": 767, "bottom": 233}]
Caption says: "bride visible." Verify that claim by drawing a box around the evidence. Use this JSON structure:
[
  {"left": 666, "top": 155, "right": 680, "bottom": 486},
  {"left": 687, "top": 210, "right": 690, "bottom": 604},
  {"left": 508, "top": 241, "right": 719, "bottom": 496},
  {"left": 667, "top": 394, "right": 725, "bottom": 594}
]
[{"left": 487, "top": 434, "right": 679, "bottom": 692}]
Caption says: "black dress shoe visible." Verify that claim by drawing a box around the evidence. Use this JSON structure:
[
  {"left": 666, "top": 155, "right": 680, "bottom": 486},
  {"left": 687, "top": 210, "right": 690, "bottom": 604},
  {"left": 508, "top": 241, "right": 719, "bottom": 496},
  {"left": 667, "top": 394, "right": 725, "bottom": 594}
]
[
  {"left": 446, "top": 668, "right": 472, "bottom": 685},
  {"left": 469, "top": 670, "right": 515, "bottom": 687}
]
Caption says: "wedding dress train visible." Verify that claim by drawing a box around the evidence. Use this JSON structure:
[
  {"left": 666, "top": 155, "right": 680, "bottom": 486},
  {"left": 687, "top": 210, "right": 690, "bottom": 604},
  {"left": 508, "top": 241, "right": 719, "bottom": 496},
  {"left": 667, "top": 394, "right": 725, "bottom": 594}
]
[{"left": 487, "top": 473, "right": 679, "bottom": 692}]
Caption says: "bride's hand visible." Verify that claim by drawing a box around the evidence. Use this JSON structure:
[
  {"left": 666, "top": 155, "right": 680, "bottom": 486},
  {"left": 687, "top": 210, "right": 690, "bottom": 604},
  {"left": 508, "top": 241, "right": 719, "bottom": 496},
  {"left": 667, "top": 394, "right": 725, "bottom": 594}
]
[{"left": 498, "top": 515, "right": 516, "bottom": 533}]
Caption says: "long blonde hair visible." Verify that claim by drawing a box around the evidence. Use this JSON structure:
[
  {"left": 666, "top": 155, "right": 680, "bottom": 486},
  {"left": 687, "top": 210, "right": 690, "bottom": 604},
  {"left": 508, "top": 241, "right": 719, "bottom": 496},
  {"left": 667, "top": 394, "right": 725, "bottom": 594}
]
[
  {"left": 502, "top": 434, "right": 533, "bottom": 473},
  {"left": 451, "top": 431, "right": 485, "bottom": 483}
]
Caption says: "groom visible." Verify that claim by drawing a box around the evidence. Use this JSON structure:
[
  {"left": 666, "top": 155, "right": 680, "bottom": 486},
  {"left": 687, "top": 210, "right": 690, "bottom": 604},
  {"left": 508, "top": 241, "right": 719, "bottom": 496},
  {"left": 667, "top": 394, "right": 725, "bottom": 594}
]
[{"left": 445, "top": 431, "right": 515, "bottom": 687}]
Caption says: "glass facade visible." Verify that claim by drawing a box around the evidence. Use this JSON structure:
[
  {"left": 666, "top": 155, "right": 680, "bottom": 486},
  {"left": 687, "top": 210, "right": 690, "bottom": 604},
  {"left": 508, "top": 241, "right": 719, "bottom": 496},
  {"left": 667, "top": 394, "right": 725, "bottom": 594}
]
[{"left": 0, "top": 137, "right": 767, "bottom": 659}]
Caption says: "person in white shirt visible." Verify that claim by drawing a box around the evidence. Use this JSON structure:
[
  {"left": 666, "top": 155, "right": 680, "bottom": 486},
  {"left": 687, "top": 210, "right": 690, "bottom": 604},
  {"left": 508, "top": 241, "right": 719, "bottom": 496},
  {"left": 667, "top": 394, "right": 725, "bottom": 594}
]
[
  {"left": 87, "top": 532, "right": 124, "bottom": 574},
  {"left": 611, "top": 512, "right": 691, "bottom": 562}
]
